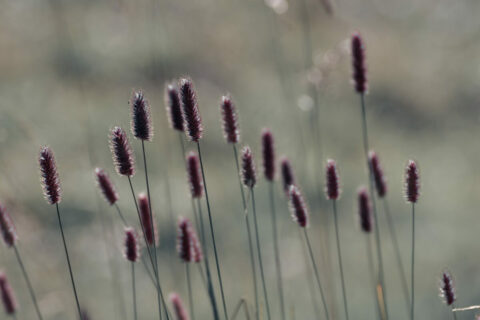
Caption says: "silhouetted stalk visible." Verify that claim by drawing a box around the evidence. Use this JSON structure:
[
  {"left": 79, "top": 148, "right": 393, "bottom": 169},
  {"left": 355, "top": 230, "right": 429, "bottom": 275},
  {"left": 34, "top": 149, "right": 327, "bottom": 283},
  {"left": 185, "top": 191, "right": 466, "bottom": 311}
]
[
  {"left": 250, "top": 188, "right": 271, "bottom": 320},
  {"left": 365, "top": 234, "right": 381, "bottom": 320},
  {"left": 196, "top": 263, "right": 208, "bottom": 293},
  {"left": 186, "top": 264, "right": 195, "bottom": 320},
  {"left": 55, "top": 203, "right": 82, "bottom": 318},
  {"left": 383, "top": 199, "right": 410, "bottom": 312},
  {"left": 196, "top": 141, "right": 229, "bottom": 320},
  {"left": 268, "top": 182, "right": 285, "bottom": 320},
  {"left": 141, "top": 140, "right": 163, "bottom": 320},
  {"left": 411, "top": 203, "right": 415, "bottom": 320},
  {"left": 303, "top": 229, "right": 330, "bottom": 320},
  {"left": 232, "top": 144, "right": 259, "bottom": 320},
  {"left": 195, "top": 198, "right": 220, "bottom": 320},
  {"left": 142, "top": 255, "right": 156, "bottom": 285},
  {"left": 231, "top": 298, "right": 251, "bottom": 320},
  {"left": 332, "top": 200, "right": 349, "bottom": 320},
  {"left": 132, "top": 263, "right": 137, "bottom": 320},
  {"left": 114, "top": 203, "right": 128, "bottom": 226},
  {"left": 12, "top": 246, "right": 43, "bottom": 320},
  {"left": 360, "top": 94, "right": 389, "bottom": 319}
]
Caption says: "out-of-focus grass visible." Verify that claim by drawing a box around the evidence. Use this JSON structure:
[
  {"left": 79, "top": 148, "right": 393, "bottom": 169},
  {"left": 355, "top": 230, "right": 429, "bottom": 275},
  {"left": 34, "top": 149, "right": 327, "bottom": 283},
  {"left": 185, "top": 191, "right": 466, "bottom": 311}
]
[{"left": 1, "top": 0, "right": 480, "bottom": 319}]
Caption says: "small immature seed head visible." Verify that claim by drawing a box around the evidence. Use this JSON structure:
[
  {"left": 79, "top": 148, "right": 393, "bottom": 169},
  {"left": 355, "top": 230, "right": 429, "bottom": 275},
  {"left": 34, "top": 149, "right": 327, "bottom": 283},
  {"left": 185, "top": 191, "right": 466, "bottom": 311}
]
[
  {"left": 130, "top": 90, "right": 153, "bottom": 141},
  {"left": 177, "top": 217, "right": 193, "bottom": 263},
  {"left": 110, "top": 127, "right": 135, "bottom": 177},
  {"left": 439, "top": 270, "right": 456, "bottom": 306},
  {"left": 166, "top": 84, "right": 184, "bottom": 132},
  {"left": 351, "top": 32, "right": 367, "bottom": 94},
  {"left": 138, "top": 193, "right": 157, "bottom": 246},
  {"left": 405, "top": 160, "right": 420, "bottom": 203},
  {"left": 261, "top": 129, "right": 275, "bottom": 181},
  {"left": 186, "top": 152, "right": 204, "bottom": 198},
  {"left": 39, "top": 146, "right": 62, "bottom": 205},
  {"left": 241, "top": 146, "right": 257, "bottom": 188},
  {"left": 124, "top": 227, "right": 139, "bottom": 263},
  {"left": 220, "top": 95, "right": 240, "bottom": 144},
  {"left": 280, "top": 156, "right": 295, "bottom": 195},
  {"left": 369, "top": 151, "right": 387, "bottom": 198},
  {"left": 179, "top": 78, "right": 203, "bottom": 142},
  {"left": 288, "top": 185, "right": 309, "bottom": 227},
  {"left": 170, "top": 293, "right": 189, "bottom": 320},
  {"left": 357, "top": 187, "right": 373, "bottom": 233},
  {"left": 325, "top": 159, "right": 340, "bottom": 200},
  {"left": 0, "top": 272, "right": 17, "bottom": 315},
  {"left": 95, "top": 168, "right": 119, "bottom": 205},
  {"left": 0, "top": 203, "right": 17, "bottom": 248}
]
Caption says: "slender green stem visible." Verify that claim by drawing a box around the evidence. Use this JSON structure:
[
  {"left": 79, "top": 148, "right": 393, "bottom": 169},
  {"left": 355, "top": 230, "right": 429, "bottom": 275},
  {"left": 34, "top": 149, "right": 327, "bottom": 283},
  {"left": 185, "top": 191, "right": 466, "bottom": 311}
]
[
  {"left": 196, "top": 141, "right": 229, "bottom": 320},
  {"left": 303, "top": 229, "right": 330, "bottom": 320},
  {"left": 360, "top": 93, "right": 389, "bottom": 319},
  {"left": 55, "top": 203, "right": 82, "bottom": 318},
  {"left": 268, "top": 182, "right": 286, "bottom": 320},
  {"left": 251, "top": 189, "right": 271, "bottom": 320},
  {"left": 132, "top": 263, "right": 137, "bottom": 320},
  {"left": 383, "top": 198, "right": 410, "bottom": 313},
  {"left": 186, "top": 264, "right": 195, "bottom": 320},
  {"left": 365, "top": 235, "right": 382, "bottom": 320},
  {"left": 142, "top": 255, "right": 156, "bottom": 286},
  {"left": 13, "top": 246, "right": 43, "bottom": 320},
  {"left": 196, "top": 199, "right": 220, "bottom": 320},
  {"left": 114, "top": 203, "right": 128, "bottom": 227},
  {"left": 141, "top": 141, "right": 163, "bottom": 320},
  {"left": 233, "top": 144, "right": 259, "bottom": 320},
  {"left": 332, "top": 200, "right": 349, "bottom": 320},
  {"left": 196, "top": 263, "right": 208, "bottom": 293},
  {"left": 411, "top": 203, "right": 415, "bottom": 320},
  {"left": 231, "top": 298, "right": 251, "bottom": 320}
]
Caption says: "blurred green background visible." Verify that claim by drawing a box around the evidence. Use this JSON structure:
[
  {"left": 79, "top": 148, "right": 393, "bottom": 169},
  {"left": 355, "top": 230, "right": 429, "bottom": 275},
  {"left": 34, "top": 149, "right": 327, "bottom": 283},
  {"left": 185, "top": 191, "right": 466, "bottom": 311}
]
[{"left": 1, "top": 0, "right": 480, "bottom": 318}]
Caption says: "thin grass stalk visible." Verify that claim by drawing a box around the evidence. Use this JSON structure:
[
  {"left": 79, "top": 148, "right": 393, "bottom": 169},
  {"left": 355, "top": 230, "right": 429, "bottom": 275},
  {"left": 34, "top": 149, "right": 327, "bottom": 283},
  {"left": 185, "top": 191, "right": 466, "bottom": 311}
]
[
  {"left": 195, "top": 198, "right": 220, "bottom": 320},
  {"left": 268, "top": 182, "right": 286, "bottom": 320},
  {"left": 132, "top": 263, "right": 137, "bottom": 320},
  {"left": 114, "top": 203, "right": 128, "bottom": 226},
  {"left": 452, "top": 305, "right": 457, "bottom": 320},
  {"left": 365, "top": 234, "right": 382, "bottom": 320},
  {"left": 303, "top": 229, "right": 330, "bottom": 320},
  {"left": 196, "top": 263, "right": 208, "bottom": 293},
  {"left": 382, "top": 198, "right": 409, "bottom": 312},
  {"left": 360, "top": 94, "right": 389, "bottom": 319},
  {"left": 12, "top": 246, "right": 43, "bottom": 320},
  {"left": 250, "top": 188, "right": 271, "bottom": 320},
  {"left": 196, "top": 141, "right": 229, "bottom": 320},
  {"left": 411, "top": 203, "right": 415, "bottom": 320},
  {"left": 186, "top": 264, "right": 195, "bottom": 320},
  {"left": 332, "top": 200, "right": 349, "bottom": 320},
  {"left": 231, "top": 298, "right": 251, "bottom": 320},
  {"left": 140, "top": 140, "right": 163, "bottom": 320},
  {"left": 233, "top": 144, "right": 259, "bottom": 319},
  {"left": 55, "top": 203, "right": 82, "bottom": 318}
]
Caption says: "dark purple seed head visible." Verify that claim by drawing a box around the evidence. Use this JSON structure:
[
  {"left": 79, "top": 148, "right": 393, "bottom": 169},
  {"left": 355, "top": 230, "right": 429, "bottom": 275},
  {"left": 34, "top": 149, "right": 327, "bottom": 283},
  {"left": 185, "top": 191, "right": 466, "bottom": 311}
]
[
  {"left": 179, "top": 78, "right": 203, "bottom": 142},
  {"left": 288, "top": 185, "right": 309, "bottom": 228},
  {"left": 186, "top": 152, "right": 204, "bottom": 198},
  {"left": 357, "top": 187, "right": 373, "bottom": 233},
  {"left": 261, "top": 129, "right": 275, "bottom": 181},
  {"left": 325, "top": 159, "right": 340, "bottom": 200},
  {"left": 39, "top": 146, "right": 62, "bottom": 205},
  {"left": 130, "top": 90, "right": 153, "bottom": 141},
  {"left": 0, "top": 272, "right": 17, "bottom": 315},
  {"left": 439, "top": 270, "right": 456, "bottom": 306},
  {"left": 280, "top": 156, "right": 295, "bottom": 195},
  {"left": 109, "top": 127, "right": 135, "bottom": 177},
  {"left": 405, "top": 160, "right": 420, "bottom": 203},
  {"left": 124, "top": 227, "right": 139, "bottom": 262},
  {"left": 351, "top": 32, "right": 367, "bottom": 94},
  {"left": 220, "top": 95, "right": 240, "bottom": 144},
  {"left": 177, "top": 217, "right": 193, "bottom": 263},
  {"left": 166, "top": 84, "right": 184, "bottom": 132},
  {"left": 0, "top": 204, "right": 17, "bottom": 248},
  {"left": 369, "top": 151, "right": 387, "bottom": 198},
  {"left": 241, "top": 146, "right": 257, "bottom": 188},
  {"left": 170, "top": 293, "right": 189, "bottom": 320},
  {"left": 138, "top": 193, "right": 157, "bottom": 246},
  {"left": 95, "top": 168, "right": 119, "bottom": 205}
]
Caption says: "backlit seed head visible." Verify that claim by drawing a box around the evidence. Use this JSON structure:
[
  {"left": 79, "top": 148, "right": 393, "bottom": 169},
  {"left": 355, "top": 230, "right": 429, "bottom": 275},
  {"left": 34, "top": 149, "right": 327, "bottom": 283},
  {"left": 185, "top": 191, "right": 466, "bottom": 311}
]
[
  {"left": 124, "top": 227, "right": 139, "bottom": 263},
  {"left": 405, "top": 160, "right": 420, "bottom": 203},
  {"left": 138, "top": 193, "right": 158, "bottom": 246},
  {"left": 130, "top": 90, "right": 153, "bottom": 141},
  {"left": 165, "top": 84, "right": 184, "bottom": 132},
  {"left": 39, "top": 146, "right": 62, "bottom": 205},
  {"left": 220, "top": 95, "right": 240, "bottom": 144},
  {"left": 369, "top": 151, "right": 387, "bottom": 198},
  {"left": 280, "top": 156, "right": 295, "bottom": 195},
  {"left": 95, "top": 168, "right": 119, "bottom": 205},
  {"left": 325, "top": 159, "right": 340, "bottom": 200},
  {"left": 186, "top": 152, "right": 204, "bottom": 198},
  {"left": 179, "top": 78, "right": 203, "bottom": 142},
  {"left": 170, "top": 293, "right": 189, "bottom": 320},
  {"left": 241, "top": 146, "right": 257, "bottom": 188},
  {"left": 439, "top": 270, "right": 456, "bottom": 306},
  {"left": 357, "top": 187, "right": 373, "bottom": 233},
  {"left": 351, "top": 32, "right": 367, "bottom": 94},
  {"left": 288, "top": 185, "right": 309, "bottom": 227},
  {"left": 177, "top": 217, "right": 193, "bottom": 263},
  {"left": 0, "top": 272, "right": 17, "bottom": 315},
  {"left": 0, "top": 203, "right": 17, "bottom": 248},
  {"left": 261, "top": 129, "right": 275, "bottom": 181},
  {"left": 109, "top": 127, "right": 135, "bottom": 177}
]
